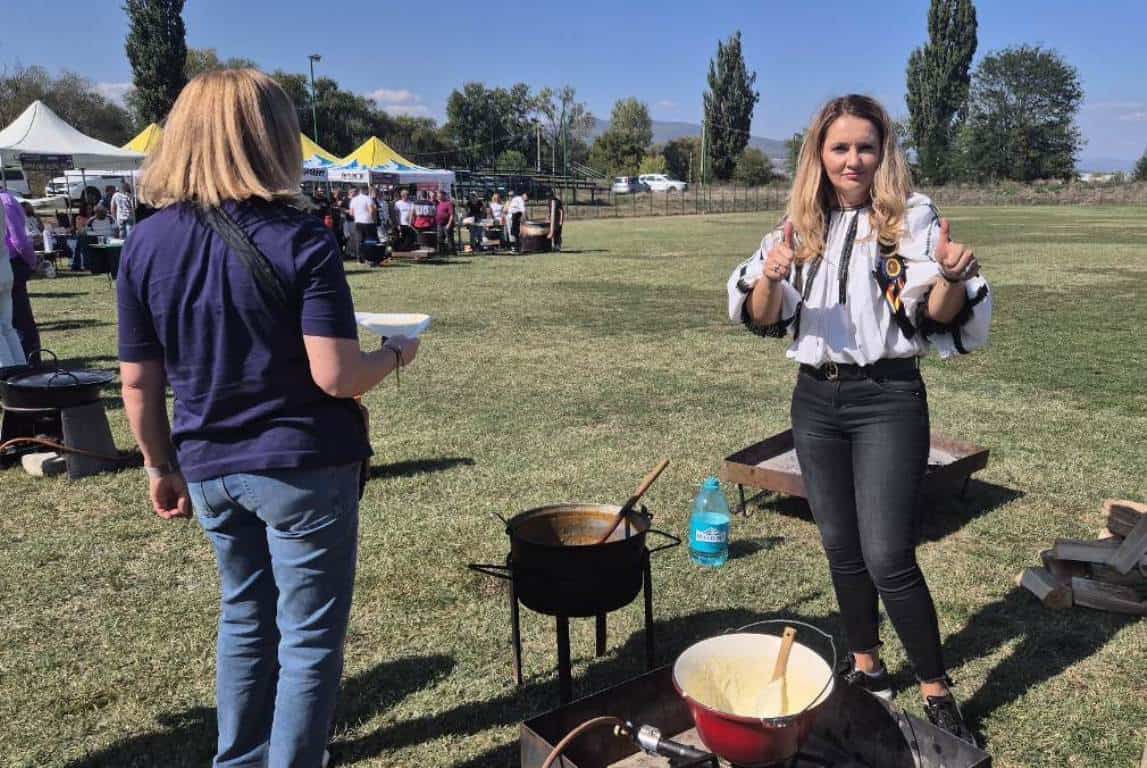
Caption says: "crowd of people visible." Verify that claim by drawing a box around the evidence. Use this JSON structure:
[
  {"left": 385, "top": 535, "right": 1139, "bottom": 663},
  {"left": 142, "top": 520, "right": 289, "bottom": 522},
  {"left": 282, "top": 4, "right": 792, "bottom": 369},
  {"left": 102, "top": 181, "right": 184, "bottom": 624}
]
[{"left": 307, "top": 184, "right": 565, "bottom": 263}]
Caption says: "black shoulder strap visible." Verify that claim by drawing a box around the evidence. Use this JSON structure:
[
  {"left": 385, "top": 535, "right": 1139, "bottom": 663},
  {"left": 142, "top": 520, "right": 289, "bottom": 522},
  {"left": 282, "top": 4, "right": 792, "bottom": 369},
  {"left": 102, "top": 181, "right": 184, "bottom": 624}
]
[{"left": 198, "top": 205, "right": 293, "bottom": 314}]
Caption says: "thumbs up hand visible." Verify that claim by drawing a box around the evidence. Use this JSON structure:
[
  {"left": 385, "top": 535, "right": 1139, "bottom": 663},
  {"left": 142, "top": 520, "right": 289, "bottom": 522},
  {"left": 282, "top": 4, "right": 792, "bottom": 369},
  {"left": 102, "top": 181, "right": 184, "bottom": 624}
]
[
  {"left": 764, "top": 221, "right": 796, "bottom": 283},
  {"left": 935, "top": 218, "right": 979, "bottom": 283}
]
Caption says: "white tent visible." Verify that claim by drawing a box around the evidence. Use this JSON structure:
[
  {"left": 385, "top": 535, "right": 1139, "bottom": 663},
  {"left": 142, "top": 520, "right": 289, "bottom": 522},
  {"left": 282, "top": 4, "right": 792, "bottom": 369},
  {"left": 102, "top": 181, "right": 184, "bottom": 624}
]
[
  {"left": 0, "top": 100, "right": 145, "bottom": 171},
  {"left": 327, "top": 159, "right": 454, "bottom": 190}
]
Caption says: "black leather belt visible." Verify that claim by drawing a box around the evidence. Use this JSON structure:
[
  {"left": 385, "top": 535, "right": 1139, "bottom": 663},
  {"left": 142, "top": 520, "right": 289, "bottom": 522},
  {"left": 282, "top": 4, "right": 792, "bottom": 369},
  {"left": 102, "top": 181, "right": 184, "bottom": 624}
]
[{"left": 800, "top": 357, "right": 919, "bottom": 382}]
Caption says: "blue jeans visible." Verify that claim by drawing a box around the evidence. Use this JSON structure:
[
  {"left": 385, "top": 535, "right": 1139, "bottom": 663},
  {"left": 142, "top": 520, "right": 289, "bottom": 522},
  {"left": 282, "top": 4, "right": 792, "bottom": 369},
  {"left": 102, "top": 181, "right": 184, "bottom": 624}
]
[
  {"left": 189, "top": 463, "right": 360, "bottom": 768},
  {"left": 790, "top": 369, "right": 944, "bottom": 681}
]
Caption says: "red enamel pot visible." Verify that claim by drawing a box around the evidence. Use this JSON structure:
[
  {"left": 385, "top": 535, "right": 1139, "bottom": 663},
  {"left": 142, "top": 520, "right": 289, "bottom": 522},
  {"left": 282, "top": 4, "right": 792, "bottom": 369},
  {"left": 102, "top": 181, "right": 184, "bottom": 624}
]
[{"left": 672, "top": 620, "right": 837, "bottom": 767}]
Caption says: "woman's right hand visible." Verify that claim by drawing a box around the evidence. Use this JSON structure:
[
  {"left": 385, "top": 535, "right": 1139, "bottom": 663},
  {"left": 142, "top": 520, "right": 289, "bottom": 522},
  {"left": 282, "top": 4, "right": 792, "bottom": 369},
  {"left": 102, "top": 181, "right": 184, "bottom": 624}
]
[
  {"left": 384, "top": 335, "right": 420, "bottom": 367},
  {"left": 764, "top": 221, "right": 796, "bottom": 283}
]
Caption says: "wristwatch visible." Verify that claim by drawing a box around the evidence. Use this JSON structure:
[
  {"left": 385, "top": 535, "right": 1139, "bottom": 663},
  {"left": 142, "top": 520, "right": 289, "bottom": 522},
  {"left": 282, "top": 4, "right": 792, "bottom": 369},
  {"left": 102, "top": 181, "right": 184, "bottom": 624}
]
[{"left": 144, "top": 461, "right": 179, "bottom": 479}]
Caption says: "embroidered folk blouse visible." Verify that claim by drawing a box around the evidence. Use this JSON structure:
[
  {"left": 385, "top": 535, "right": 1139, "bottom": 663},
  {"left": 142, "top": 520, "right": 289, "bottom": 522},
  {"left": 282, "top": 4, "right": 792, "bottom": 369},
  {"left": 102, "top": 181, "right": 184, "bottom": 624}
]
[{"left": 726, "top": 193, "right": 991, "bottom": 365}]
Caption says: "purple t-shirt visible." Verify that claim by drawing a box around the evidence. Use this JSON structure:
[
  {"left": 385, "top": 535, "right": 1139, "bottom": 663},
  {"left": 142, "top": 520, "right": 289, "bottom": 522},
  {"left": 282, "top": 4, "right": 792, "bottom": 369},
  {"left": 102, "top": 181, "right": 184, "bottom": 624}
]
[
  {"left": 0, "top": 191, "right": 35, "bottom": 267},
  {"left": 117, "top": 200, "right": 370, "bottom": 482}
]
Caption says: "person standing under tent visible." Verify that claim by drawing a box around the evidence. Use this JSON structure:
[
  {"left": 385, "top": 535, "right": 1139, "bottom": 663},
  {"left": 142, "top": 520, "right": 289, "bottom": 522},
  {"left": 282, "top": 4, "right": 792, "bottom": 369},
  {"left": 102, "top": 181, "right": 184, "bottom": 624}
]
[
  {"left": 348, "top": 187, "right": 377, "bottom": 261},
  {"left": 111, "top": 183, "right": 135, "bottom": 237},
  {"left": 393, "top": 189, "right": 416, "bottom": 251},
  {"left": 0, "top": 194, "right": 27, "bottom": 365},
  {"left": 434, "top": 190, "right": 455, "bottom": 256}
]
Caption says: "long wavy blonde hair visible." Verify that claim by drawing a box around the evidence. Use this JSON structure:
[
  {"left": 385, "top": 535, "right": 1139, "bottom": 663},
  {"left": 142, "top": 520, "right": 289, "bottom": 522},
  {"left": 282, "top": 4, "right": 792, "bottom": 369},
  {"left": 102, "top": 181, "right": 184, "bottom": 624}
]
[
  {"left": 786, "top": 95, "right": 911, "bottom": 263},
  {"left": 139, "top": 69, "right": 303, "bottom": 208}
]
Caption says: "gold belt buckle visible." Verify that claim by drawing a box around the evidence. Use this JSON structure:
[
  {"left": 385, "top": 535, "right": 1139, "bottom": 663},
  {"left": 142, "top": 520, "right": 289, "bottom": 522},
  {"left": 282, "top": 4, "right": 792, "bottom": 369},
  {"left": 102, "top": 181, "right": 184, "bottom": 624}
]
[{"left": 824, "top": 361, "right": 839, "bottom": 381}]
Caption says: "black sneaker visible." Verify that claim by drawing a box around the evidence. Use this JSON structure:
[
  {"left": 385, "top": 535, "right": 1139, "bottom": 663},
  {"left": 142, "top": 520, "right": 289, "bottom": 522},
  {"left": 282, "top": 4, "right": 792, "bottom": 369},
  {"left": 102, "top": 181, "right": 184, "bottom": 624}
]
[
  {"left": 925, "top": 693, "right": 978, "bottom": 747},
  {"left": 838, "top": 654, "right": 894, "bottom": 701}
]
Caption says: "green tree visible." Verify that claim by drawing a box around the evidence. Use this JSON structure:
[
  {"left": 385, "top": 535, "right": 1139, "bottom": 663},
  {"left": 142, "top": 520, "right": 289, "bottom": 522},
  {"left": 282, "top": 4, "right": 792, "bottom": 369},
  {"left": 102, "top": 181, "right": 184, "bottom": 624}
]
[
  {"left": 703, "top": 31, "right": 759, "bottom": 180},
  {"left": 662, "top": 136, "right": 701, "bottom": 182},
  {"left": 588, "top": 98, "right": 653, "bottom": 176},
  {"left": 123, "top": 0, "right": 188, "bottom": 124},
  {"left": 905, "top": 0, "right": 978, "bottom": 184},
  {"left": 639, "top": 154, "right": 667, "bottom": 174},
  {"left": 962, "top": 45, "right": 1083, "bottom": 181},
  {"left": 495, "top": 149, "right": 528, "bottom": 171},
  {"left": 734, "top": 148, "right": 773, "bottom": 186},
  {"left": 443, "top": 82, "right": 539, "bottom": 169},
  {"left": 1132, "top": 149, "right": 1147, "bottom": 182},
  {"left": 184, "top": 47, "right": 258, "bottom": 79},
  {"left": 385, "top": 115, "right": 452, "bottom": 167},
  {"left": 538, "top": 85, "right": 594, "bottom": 175},
  {"left": 784, "top": 131, "right": 805, "bottom": 178},
  {"left": 0, "top": 65, "right": 133, "bottom": 145}
]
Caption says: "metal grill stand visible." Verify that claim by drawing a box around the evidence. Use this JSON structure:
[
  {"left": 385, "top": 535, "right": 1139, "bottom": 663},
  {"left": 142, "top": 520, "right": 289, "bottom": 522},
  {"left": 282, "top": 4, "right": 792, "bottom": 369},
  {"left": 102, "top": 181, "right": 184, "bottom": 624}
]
[{"left": 510, "top": 551, "right": 657, "bottom": 705}]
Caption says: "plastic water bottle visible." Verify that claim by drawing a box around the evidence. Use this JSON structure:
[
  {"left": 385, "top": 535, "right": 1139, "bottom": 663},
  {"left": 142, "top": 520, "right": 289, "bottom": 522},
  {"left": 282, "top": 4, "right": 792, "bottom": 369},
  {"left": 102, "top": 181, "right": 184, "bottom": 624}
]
[{"left": 689, "top": 477, "right": 732, "bottom": 568}]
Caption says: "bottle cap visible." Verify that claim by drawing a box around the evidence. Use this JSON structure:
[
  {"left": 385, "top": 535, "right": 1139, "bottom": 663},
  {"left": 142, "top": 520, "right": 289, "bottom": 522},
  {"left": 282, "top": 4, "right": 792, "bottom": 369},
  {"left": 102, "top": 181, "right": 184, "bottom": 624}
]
[{"left": 702, "top": 476, "right": 721, "bottom": 491}]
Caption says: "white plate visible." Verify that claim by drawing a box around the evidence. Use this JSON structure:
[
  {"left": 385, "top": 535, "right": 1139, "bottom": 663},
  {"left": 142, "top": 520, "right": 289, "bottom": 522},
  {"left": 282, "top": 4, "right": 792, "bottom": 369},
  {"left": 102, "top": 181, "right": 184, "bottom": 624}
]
[{"left": 355, "top": 312, "right": 432, "bottom": 338}]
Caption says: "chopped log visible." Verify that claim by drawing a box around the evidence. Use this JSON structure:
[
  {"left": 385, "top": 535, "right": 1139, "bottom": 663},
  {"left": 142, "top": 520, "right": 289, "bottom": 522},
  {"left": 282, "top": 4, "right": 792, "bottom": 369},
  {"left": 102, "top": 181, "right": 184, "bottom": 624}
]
[
  {"left": 1088, "top": 564, "right": 1147, "bottom": 595},
  {"left": 1017, "top": 567, "right": 1072, "bottom": 609},
  {"left": 1104, "top": 499, "right": 1146, "bottom": 538},
  {"left": 1070, "top": 577, "right": 1147, "bottom": 616},
  {"left": 1052, "top": 537, "right": 1120, "bottom": 565},
  {"left": 1040, "top": 549, "right": 1087, "bottom": 585},
  {"left": 1109, "top": 514, "right": 1147, "bottom": 575}
]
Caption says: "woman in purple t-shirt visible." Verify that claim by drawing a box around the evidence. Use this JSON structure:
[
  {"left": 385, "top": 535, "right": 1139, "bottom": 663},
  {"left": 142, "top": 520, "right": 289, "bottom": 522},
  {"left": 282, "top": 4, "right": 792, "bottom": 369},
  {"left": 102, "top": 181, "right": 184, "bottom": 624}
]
[{"left": 117, "top": 69, "right": 420, "bottom": 768}]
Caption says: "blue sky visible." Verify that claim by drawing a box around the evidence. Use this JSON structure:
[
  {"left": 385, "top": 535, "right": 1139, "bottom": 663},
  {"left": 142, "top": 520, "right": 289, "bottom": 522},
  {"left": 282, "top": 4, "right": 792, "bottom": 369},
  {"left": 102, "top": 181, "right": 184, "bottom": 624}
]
[{"left": 3, "top": 0, "right": 1144, "bottom": 168}]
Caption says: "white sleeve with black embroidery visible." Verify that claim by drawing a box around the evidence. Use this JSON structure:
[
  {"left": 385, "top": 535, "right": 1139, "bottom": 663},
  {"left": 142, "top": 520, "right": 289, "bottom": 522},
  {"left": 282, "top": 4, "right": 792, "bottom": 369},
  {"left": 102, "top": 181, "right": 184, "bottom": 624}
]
[
  {"left": 899, "top": 193, "right": 992, "bottom": 358},
  {"left": 726, "top": 228, "right": 802, "bottom": 336}
]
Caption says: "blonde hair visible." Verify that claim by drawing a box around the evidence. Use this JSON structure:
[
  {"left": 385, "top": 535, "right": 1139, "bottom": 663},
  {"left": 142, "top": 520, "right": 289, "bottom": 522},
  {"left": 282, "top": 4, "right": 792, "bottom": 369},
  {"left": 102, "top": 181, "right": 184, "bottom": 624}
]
[
  {"left": 786, "top": 94, "right": 912, "bottom": 263},
  {"left": 139, "top": 69, "right": 303, "bottom": 208}
]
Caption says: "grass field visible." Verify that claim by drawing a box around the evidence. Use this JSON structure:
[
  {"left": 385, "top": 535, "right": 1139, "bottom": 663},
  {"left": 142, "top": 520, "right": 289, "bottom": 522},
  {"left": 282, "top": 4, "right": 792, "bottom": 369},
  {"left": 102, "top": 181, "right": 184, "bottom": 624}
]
[{"left": 1, "top": 205, "right": 1145, "bottom": 768}]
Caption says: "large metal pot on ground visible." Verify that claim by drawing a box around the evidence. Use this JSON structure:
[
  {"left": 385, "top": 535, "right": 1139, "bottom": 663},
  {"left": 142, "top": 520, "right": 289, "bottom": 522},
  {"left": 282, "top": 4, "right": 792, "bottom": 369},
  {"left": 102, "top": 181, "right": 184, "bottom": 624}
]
[
  {"left": 473, "top": 502, "right": 678, "bottom": 617},
  {"left": 1, "top": 368, "right": 116, "bottom": 410}
]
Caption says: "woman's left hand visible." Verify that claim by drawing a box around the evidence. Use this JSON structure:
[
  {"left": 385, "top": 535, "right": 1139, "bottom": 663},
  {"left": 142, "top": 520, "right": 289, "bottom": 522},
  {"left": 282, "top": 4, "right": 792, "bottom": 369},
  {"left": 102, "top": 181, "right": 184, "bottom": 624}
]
[
  {"left": 935, "top": 218, "right": 979, "bottom": 282},
  {"left": 150, "top": 473, "right": 192, "bottom": 520}
]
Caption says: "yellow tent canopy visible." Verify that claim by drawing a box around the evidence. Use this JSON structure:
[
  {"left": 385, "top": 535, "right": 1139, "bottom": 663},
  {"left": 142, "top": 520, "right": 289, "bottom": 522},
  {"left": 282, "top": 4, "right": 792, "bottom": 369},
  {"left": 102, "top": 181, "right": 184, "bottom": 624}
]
[
  {"left": 123, "top": 123, "right": 164, "bottom": 154},
  {"left": 301, "top": 134, "right": 339, "bottom": 163},
  {"left": 339, "top": 136, "right": 417, "bottom": 168}
]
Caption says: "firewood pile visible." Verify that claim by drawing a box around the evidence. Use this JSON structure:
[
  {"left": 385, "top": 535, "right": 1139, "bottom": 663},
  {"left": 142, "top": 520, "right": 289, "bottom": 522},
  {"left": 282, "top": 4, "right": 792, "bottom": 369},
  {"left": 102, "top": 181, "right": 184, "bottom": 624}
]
[{"left": 1017, "top": 499, "right": 1147, "bottom": 616}]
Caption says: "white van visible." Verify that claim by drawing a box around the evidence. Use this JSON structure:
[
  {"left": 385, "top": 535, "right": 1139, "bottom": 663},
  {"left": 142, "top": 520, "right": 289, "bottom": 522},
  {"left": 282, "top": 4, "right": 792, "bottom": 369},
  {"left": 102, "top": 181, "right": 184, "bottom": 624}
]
[
  {"left": 46, "top": 170, "right": 141, "bottom": 204},
  {"left": 0, "top": 168, "right": 32, "bottom": 197}
]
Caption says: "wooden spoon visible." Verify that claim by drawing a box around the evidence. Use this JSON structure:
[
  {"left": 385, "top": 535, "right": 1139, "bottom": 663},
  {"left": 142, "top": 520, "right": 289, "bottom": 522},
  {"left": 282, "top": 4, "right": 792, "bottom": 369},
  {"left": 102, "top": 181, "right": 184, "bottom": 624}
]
[
  {"left": 593, "top": 458, "right": 671, "bottom": 545},
  {"left": 755, "top": 626, "right": 798, "bottom": 717}
]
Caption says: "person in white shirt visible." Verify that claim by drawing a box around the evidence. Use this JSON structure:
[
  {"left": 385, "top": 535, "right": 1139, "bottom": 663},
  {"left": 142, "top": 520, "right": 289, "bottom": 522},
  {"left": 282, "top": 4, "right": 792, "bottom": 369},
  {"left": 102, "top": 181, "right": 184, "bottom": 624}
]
[
  {"left": 393, "top": 189, "right": 416, "bottom": 251},
  {"left": 728, "top": 94, "right": 988, "bottom": 746},
  {"left": 507, "top": 191, "right": 527, "bottom": 252},
  {"left": 348, "top": 186, "right": 377, "bottom": 261},
  {"left": 87, "top": 206, "right": 116, "bottom": 238},
  {"left": 110, "top": 183, "right": 135, "bottom": 237}
]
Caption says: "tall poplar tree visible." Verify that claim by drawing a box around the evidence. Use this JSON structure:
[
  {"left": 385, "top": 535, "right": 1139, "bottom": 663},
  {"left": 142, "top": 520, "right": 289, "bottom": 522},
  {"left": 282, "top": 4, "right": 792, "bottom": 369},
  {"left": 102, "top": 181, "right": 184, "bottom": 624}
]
[
  {"left": 703, "top": 31, "right": 759, "bottom": 180},
  {"left": 905, "top": 0, "right": 978, "bottom": 183},
  {"left": 124, "top": 0, "right": 188, "bottom": 125}
]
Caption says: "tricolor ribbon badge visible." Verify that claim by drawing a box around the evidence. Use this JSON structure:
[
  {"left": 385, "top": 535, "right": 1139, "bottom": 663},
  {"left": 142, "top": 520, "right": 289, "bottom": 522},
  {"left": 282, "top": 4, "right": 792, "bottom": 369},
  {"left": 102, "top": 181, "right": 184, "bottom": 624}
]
[{"left": 879, "top": 255, "right": 905, "bottom": 313}]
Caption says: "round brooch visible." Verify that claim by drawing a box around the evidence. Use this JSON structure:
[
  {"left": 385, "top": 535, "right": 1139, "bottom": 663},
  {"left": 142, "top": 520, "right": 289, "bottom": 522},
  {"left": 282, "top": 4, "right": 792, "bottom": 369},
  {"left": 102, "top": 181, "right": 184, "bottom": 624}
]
[{"left": 881, "top": 255, "right": 904, "bottom": 280}]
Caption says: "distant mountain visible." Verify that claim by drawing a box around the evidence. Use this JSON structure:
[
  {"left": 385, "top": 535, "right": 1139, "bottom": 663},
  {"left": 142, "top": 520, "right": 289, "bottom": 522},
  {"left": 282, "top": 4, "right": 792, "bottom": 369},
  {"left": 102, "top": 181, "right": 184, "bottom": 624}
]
[{"left": 588, "top": 117, "right": 786, "bottom": 159}]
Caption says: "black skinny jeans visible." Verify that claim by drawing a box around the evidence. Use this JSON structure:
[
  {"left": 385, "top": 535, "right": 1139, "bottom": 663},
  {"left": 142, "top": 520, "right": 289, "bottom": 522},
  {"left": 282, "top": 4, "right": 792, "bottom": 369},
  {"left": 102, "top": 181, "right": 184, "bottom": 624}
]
[{"left": 790, "top": 368, "right": 945, "bottom": 682}]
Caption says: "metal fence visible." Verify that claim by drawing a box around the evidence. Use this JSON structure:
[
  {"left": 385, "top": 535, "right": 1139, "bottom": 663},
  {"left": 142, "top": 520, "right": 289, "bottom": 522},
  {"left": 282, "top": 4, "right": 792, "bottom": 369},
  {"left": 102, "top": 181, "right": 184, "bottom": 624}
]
[{"left": 525, "top": 183, "right": 789, "bottom": 222}]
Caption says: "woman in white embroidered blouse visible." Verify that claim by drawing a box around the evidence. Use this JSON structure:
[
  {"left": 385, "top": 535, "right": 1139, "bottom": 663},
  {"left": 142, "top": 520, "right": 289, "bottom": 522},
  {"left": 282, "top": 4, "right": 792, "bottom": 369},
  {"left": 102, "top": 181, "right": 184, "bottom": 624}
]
[{"left": 727, "top": 95, "right": 990, "bottom": 745}]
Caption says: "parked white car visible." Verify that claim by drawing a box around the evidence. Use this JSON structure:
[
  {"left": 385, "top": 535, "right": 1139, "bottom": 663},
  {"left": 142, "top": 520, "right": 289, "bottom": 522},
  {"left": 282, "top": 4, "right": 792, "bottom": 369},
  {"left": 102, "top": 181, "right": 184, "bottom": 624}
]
[
  {"left": 638, "top": 174, "right": 687, "bottom": 192},
  {"left": 611, "top": 176, "right": 648, "bottom": 194},
  {"left": 0, "top": 168, "right": 32, "bottom": 197},
  {"left": 46, "top": 171, "right": 140, "bottom": 204}
]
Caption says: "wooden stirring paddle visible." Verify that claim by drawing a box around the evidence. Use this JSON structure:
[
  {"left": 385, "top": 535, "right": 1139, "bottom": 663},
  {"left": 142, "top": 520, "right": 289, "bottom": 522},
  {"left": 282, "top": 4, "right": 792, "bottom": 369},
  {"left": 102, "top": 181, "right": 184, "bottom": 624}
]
[
  {"left": 593, "top": 458, "right": 671, "bottom": 545},
  {"left": 755, "top": 626, "right": 798, "bottom": 717}
]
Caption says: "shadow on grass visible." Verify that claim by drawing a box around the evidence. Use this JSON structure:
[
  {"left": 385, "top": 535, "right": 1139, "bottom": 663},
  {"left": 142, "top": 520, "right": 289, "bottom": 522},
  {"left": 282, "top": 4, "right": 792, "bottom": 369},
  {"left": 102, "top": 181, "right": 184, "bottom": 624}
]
[
  {"left": 28, "top": 291, "right": 88, "bottom": 299},
  {"left": 936, "top": 586, "right": 1136, "bottom": 744},
  {"left": 728, "top": 535, "right": 786, "bottom": 560},
  {"left": 39, "top": 319, "right": 112, "bottom": 332},
  {"left": 336, "top": 597, "right": 825, "bottom": 765},
  {"left": 751, "top": 478, "right": 1024, "bottom": 543},
  {"left": 62, "top": 654, "right": 456, "bottom": 768},
  {"left": 369, "top": 456, "right": 475, "bottom": 480}
]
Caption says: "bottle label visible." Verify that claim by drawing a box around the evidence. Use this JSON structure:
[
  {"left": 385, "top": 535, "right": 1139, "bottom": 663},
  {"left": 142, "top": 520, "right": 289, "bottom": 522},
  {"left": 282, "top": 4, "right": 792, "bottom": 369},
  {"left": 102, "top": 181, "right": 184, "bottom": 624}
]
[{"left": 690, "top": 521, "right": 729, "bottom": 553}]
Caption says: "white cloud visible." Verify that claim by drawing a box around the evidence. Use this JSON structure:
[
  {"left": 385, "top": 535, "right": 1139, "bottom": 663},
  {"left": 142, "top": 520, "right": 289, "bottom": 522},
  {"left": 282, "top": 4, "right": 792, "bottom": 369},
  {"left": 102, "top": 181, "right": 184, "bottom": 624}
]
[
  {"left": 377, "top": 103, "right": 432, "bottom": 117},
  {"left": 367, "top": 88, "right": 418, "bottom": 105},
  {"left": 1082, "top": 100, "right": 1143, "bottom": 111},
  {"left": 656, "top": 99, "right": 679, "bottom": 110},
  {"left": 1118, "top": 110, "right": 1147, "bottom": 122},
  {"left": 96, "top": 82, "right": 132, "bottom": 104}
]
